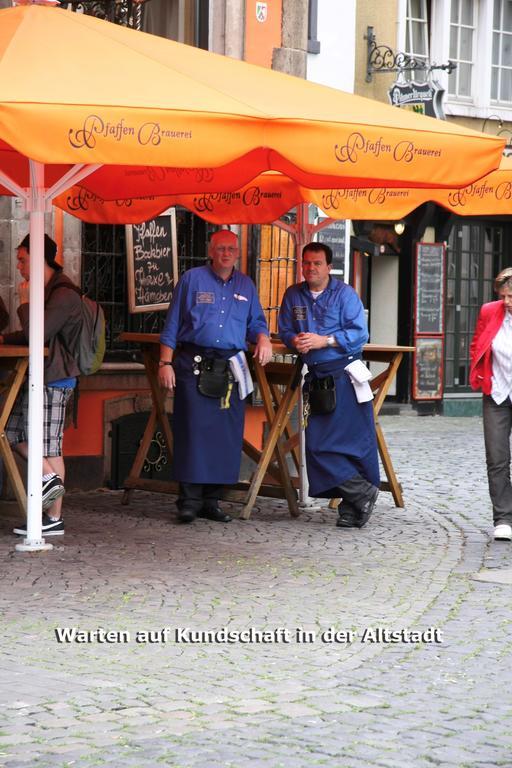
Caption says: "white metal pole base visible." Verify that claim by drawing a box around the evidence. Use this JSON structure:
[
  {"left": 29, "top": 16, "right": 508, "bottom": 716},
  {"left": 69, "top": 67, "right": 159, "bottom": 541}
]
[{"left": 15, "top": 538, "right": 53, "bottom": 552}]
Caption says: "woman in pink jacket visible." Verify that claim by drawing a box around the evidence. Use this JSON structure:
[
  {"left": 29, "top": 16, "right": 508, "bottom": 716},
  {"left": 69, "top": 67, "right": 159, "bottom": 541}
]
[{"left": 470, "top": 267, "right": 512, "bottom": 541}]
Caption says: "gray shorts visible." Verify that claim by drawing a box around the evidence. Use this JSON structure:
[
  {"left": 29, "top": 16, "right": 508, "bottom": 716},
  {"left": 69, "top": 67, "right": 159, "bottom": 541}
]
[{"left": 6, "top": 384, "right": 73, "bottom": 458}]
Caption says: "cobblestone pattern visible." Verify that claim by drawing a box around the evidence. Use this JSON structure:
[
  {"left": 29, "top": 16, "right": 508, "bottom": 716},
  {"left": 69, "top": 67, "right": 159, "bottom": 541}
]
[{"left": 0, "top": 415, "right": 510, "bottom": 767}]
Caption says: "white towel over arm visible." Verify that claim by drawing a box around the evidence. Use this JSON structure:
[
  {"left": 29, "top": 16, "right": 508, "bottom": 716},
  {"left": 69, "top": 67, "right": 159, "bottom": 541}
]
[
  {"left": 344, "top": 359, "right": 374, "bottom": 403},
  {"left": 229, "top": 351, "right": 254, "bottom": 399}
]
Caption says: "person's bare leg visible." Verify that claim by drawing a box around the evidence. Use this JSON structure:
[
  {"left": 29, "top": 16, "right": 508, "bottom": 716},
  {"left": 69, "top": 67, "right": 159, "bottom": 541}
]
[
  {"left": 45, "top": 456, "right": 65, "bottom": 520},
  {"left": 13, "top": 442, "right": 55, "bottom": 475},
  {"left": 13, "top": 443, "right": 65, "bottom": 519}
]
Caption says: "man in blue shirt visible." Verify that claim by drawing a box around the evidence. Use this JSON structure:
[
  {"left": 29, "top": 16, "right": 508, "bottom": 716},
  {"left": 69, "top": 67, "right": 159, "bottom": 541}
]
[
  {"left": 278, "top": 242, "right": 379, "bottom": 529},
  {"left": 159, "top": 229, "right": 272, "bottom": 523}
]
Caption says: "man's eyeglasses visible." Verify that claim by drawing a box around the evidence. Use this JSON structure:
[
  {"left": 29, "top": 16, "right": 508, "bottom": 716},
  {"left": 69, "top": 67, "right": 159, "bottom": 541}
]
[{"left": 213, "top": 246, "right": 238, "bottom": 254}]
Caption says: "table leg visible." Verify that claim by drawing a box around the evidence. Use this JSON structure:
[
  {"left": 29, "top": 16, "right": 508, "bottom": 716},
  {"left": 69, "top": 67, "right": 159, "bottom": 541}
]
[
  {"left": 270, "top": 381, "right": 300, "bottom": 473},
  {"left": 122, "top": 346, "right": 174, "bottom": 505},
  {"left": 375, "top": 420, "right": 404, "bottom": 507},
  {"left": 240, "top": 364, "right": 301, "bottom": 520},
  {"left": 242, "top": 438, "right": 284, "bottom": 485},
  {"left": 122, "top": 408, "right": 158, "bottom": 505},
  {"left": 0, "top": 359, "right": 28, "bottom": 514},
  {"left": 0, "top": 432, "right": 27, "bottom": 512},
  {"left": 370, "top": 353, "right": 404, "bottom": 508},
  {"left": 372, "top": 354, "right": 403, "bottom": 415},
  {"left": 143, "top": 349, "right": 174, "bottom": 463},
  {"left": 329, "top": 353, "right": 405, "bottom": 510}
]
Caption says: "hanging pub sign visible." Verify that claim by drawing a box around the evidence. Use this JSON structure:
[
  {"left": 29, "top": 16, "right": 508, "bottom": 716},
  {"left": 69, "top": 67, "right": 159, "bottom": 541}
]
[{"left": 388, "top": 79, "right": 446, "bottom": 120}]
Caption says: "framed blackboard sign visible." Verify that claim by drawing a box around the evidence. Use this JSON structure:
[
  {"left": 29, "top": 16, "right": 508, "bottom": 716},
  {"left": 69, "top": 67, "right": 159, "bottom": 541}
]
[
  {"left": 413, "top": 336, "right": 444, "bottom": 400},
  {"left": 317, "top": 218, "right": 347, "bottom": 280},
  {"left": 415, "top": 242, "right": 445, "bottom": 334},
  {"left": 126, "top": 210, "right": 178, "bottom": 313}
]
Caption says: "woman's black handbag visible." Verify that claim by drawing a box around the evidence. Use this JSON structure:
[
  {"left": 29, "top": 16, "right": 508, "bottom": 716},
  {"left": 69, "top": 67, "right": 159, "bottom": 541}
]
[
  {"left": 307, "top": 375, "right": 336, "bottom": 415},
  {"left": 197, "top": 357, "right": 229, "bottom": 398}
]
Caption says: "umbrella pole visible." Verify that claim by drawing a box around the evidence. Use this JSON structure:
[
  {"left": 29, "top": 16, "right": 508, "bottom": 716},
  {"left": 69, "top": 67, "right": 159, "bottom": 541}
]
[
  {"left": 293, "top": 204, "right": 324, "bottom": 509},
  {"left": 16, "top": 161, "right": 52, "bottom": 551},
  {"left": 12, "top": 160, "right": 102, "bottom": 552}
]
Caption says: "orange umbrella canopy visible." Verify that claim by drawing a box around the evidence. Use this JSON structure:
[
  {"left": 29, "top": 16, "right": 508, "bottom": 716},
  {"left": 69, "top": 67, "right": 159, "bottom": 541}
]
[
  {"left": 0, "top": 3, "right": 506, "bottom": 200},
  {"left": 54, "top": 173, "right": 418, "bottom": 224},
  {"left": 427, "top": 154, "right": 512, "bottom": 215},
  {"left": 54, "top": 158, "right": 512, "bottom": 225}
]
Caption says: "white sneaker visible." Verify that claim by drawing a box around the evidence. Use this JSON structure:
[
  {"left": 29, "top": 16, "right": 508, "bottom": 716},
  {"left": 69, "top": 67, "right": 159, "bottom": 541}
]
[{"left": 494, "top": 523, "right": 512, "bottom": 541}]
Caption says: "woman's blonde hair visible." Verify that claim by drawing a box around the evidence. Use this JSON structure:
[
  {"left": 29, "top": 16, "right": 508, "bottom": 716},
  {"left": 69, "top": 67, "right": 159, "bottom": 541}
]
[{"left": 494, "top": 267, "right": 512, "bottom": 293}]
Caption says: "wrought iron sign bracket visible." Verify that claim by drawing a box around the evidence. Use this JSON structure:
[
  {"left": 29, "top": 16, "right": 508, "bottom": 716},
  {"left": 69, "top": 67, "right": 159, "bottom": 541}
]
[
  {"left": 57, "top": 1, "right": 150, "bottom": 29},
  {"left": 365, "top": 26, "right": 456, "bottom": 83}
]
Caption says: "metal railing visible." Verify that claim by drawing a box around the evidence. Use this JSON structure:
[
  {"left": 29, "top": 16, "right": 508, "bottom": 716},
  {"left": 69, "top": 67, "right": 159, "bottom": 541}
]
[{"left": 57, "top": 0, "right": 149, "bottom": 29}]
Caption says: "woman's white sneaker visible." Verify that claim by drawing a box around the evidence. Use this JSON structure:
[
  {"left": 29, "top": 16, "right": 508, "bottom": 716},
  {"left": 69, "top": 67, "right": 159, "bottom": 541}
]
[{"left": 494, "top": 523, "right": 512, "bottom": 541}]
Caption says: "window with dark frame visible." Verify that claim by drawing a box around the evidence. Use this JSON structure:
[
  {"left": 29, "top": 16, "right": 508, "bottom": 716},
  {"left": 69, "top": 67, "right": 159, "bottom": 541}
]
[
  {"left": 404, "top": 0, "right": 431, "bottom": 82},
  {"left": 308, "top": 0, "right": 320, "bottom": 54},
  {"left": 444, "top": 220, "right": 510, "bottom": 392},
  {"left": 491, "top": 0, "right": 512, "bottom": 103},
  {"left": 81, "top": 211, "right": 211, "bottom": 362},
  {"left": 251, "top": 221, "right": 297, "bottom": 335}
]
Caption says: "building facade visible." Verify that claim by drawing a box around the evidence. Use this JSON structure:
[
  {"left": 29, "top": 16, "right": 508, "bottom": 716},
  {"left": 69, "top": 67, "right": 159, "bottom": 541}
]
[{"left": 354, "top": 0, "right": 512, "bottom": 414}]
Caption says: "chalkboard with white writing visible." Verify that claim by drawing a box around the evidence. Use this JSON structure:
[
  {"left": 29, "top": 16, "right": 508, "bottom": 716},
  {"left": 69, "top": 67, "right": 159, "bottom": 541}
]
[
  {"left": 126, "top": 210, "right": 178, "bottom": 313},
  {"left": 415, "top": 242, "right": 445, "bottom": 334}
]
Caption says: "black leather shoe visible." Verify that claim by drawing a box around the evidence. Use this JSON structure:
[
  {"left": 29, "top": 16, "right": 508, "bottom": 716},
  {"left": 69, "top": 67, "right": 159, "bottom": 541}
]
[
  {"left": 355, "top": 487, "right": 379, "bottom": 528},
  {"left": 336, "top": 502, "right": 358, "bottom": 528},
  {"left": 177, "top": 508, "right": 196, "bottom": 524},
  {"left": 197, "top": 507, "right": 232, "bottom": 523}
]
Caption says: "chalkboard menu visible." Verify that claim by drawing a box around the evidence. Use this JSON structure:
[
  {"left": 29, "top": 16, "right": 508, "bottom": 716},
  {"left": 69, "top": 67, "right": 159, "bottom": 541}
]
[
  {"left": 318, "top": 219, "right": 347, "bottom": 280},
  {"left": 415, "top": 242, "right": 445, "bottom": 334},
  {"left": 413, "top": 337, "right": 444, "bottom": 400},
  {"left": 126, "top": 210, "right": 178, "bottom": 313}
]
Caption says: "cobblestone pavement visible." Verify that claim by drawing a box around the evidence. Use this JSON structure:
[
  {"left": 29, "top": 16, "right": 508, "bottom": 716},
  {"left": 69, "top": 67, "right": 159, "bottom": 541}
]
[{"left": 1, "top": 414, "right": 511, "bottom": 767}]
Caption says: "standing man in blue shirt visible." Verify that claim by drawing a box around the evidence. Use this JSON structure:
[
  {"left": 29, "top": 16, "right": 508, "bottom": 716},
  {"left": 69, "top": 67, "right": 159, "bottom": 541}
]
[
  {"left": 159, "top": 229, "right": 272, "bottom": 524},
  {"left": 278, "top": 242, "right": 380, "bottom": 529}
]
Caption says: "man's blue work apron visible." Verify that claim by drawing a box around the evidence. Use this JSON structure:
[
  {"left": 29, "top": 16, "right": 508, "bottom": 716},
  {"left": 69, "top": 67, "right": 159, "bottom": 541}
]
[
  {"left": 171, "top": 345, "right": 245, "bottom": 485},
  {"left": 304, "top": 357, "right": 380, "bottom": 498}
]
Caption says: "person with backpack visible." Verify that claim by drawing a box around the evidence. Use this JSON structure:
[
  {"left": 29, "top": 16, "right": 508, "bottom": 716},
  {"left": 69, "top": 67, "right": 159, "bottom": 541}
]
[{"left": 0, "top": 234, "right": 83, "bottom": 536}]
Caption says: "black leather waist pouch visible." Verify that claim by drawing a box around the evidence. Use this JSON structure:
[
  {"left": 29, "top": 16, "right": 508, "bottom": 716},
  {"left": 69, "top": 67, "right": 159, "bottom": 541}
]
[
  {"left": 308, "top": 375, "right": 336, "bottom": 415},
  {"left": 197, "top": 357, "right": 229, "bottom": 398}
]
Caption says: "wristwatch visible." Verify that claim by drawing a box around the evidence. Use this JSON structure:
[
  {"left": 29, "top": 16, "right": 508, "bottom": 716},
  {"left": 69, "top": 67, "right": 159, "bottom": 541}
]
[
  {"left": 158, "top": 360, "right": 174, "bottom": 368},
  {"left": 326, "top": 335, "right": 335, "bottom": 347}
]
